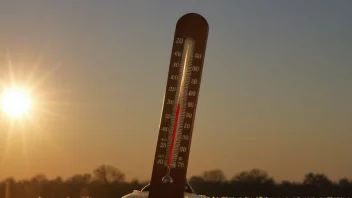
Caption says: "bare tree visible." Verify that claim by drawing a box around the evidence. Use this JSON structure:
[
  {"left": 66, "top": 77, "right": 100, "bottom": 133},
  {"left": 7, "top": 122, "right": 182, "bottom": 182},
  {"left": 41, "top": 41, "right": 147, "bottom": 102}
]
[
  {"left": 189, "top": 176, "right": 205, "bottom": 183},
  {"left": 202, "top": 169, "right": 226, "bottom": 182},
  {"left": 231, "top": 168, "right": 274, "bottom": 184},
  {"left": 67, "top": 173, "right": 92, "bottom": 184},
  {"left": 339, "top": 178, "right": 350, "bottom": 186},
  {"left": 31, "top": 174, "right": 47, "bottom": 184},
  {"left": 303, "top": 172, "right": 332, "bottom": 187},
  {"left": 92, "top": 165, "right": 125, "bottom": 184}
]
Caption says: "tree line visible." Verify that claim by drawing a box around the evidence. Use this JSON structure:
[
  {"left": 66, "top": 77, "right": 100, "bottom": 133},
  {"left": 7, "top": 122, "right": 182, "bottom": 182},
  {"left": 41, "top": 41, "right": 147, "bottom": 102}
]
[{"left": 1, "top": 165, "right": 351, "bottom": 198}]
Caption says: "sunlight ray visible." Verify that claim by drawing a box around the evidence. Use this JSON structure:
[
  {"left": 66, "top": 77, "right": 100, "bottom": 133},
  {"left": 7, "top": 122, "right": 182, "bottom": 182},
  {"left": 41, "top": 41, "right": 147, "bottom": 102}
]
[
  {"left": 25, "top": 54, "right": 43, "bottom": 87},
  {"left": 28, "top": 61, "right": 63, "bottom": 92},
  {"left": 26, "top": 35, "right": 52, "bottom": 87},
  {"left": 0, "top": 120, "right": 15, "bottom": 165},
  {"left": 36, "top": 100, "right": 71, "bottom": 107},
  {"left": 5, "top": 49, "right": 16, "bottom": 87},
  {"left": 0, "top": 68, "right": 6, "bottom": 89},
  {"left": 34, "top": 88, "right": 72, "bottom": 100},
  {"left": 18, "top": 118, "right": 30, "bottom": 167},
  {"left": 35, "top": 106, "right": 71, "bottom": 121},
  {"left": 0, "top": 78, "right": 5, "bottom": 89},
  {"left": 0, "top": 44, "right": 71, "bottom": 170}
]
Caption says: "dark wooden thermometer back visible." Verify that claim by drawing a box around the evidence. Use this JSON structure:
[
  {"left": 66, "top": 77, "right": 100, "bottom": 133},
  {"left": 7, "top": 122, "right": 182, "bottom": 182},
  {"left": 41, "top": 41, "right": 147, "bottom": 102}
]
[{"left": 148, "top": 13, "right": 209, "bottom": 198}]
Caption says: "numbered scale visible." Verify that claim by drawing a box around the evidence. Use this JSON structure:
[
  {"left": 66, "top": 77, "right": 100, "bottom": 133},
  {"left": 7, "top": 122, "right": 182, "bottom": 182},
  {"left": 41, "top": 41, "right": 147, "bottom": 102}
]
[{"left": 148, "top": 13, "right": 209, "bottom": 198}]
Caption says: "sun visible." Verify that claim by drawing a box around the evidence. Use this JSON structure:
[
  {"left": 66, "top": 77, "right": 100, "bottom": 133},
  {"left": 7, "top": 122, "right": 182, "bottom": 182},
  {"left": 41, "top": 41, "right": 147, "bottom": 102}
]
[{"left": 1, "top": 86, "right": 32, "bottom": 118}]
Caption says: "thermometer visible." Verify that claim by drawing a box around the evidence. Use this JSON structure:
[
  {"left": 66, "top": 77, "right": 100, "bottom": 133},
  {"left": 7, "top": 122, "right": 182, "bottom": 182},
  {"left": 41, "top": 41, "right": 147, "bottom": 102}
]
[{"left": 148, "top": 13, "right": 209, "bottom": 198}]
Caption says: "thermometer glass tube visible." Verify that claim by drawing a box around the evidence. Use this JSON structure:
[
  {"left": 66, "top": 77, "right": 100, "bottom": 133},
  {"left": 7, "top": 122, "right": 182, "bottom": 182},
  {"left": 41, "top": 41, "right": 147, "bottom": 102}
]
[{"left": 149, "top": 13, "right": 209, "bottom": 198}]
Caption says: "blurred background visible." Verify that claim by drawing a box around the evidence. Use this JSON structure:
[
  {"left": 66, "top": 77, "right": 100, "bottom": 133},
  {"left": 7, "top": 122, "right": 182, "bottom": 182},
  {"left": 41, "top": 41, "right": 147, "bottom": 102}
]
[{"left": 0, "top": 0, "right": 351, "bottom": 192}]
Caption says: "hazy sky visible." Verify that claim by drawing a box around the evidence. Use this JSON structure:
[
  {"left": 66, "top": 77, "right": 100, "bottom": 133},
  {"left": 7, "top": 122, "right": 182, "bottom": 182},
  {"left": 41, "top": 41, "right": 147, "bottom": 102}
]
[{"left": 0, "top": 0, "right": 351, "bottom": 183}]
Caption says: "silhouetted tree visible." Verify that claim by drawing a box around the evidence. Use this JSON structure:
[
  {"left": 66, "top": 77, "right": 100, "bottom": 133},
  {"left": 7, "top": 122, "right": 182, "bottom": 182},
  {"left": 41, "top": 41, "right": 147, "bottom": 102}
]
[
  {"left": 202, "top": 169, "right": 226, "bottom": 182},
  {"left": 27, "top": 174, "right": 48, "bottom": 198},
  {"left": 130, "top": 178, "right": 139, "bottom": 185},
  {"left": 281, "top": 180, "right": 292, "bottom": 185},
  {"left": 53, "top": 176, "right": 63, "bottom": 184},
  {"left": 93, "top": 165, "right": 125, "bottom": 184},
  {"left": 0, "top": 166, "right": 351, "bottom": 198},
  {"left": 67, "top": 173, "right": 92, "bottom": 184},
  {"left": 303, "top": 172, "right": 332, "bottom": 187},
  {"left": 30, "top": 174, "right": 47, "bottom": 183},
  {"left": 189, "top": 176, "right": 205, "bottom": 183},
  {"left": 338, "top": 177, "right": 350, "bottom": 186},
  {"left": 231, "top": 168, "right": 274, "bottom": 184}
]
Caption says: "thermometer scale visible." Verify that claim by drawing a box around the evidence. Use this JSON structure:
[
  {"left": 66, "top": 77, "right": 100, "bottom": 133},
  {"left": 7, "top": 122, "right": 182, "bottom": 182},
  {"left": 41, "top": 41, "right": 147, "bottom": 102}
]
[{"left": 148, "top": 13, "right": 209, "bottom": 198}]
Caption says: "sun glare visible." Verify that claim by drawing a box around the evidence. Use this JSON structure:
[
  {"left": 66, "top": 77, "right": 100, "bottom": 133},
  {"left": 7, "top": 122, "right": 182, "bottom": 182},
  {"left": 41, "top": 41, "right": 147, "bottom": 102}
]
[{"left": 1, "top": 87, "right": 32, "bottom": 118}]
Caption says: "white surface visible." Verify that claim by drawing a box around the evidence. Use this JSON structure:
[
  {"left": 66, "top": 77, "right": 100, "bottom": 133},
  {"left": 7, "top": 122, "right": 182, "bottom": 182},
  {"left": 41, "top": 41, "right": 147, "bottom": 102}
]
[{"left": 121, "top": 190, "right": 210, "bottom": 198}]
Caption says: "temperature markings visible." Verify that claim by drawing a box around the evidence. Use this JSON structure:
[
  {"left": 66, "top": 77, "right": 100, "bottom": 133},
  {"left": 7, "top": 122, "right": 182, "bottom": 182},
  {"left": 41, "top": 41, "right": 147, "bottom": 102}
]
[
  {"left": 156, "top": 159, "right": 164, "bottom": 164},
  {"left": 191, "top": 79, "right": 198, "bottom": 84},
  {"left": 166, "top": 99, "right": 175, "bottom": 105},
  {"left": 149, "top": 13, "right": 209, "bottom": 198},
  {"left": 188, "top": 91, "right": 196, "bottom": 97},
  {"left": 181, "top": 134, "right": 189, "bottom": 140},
  {"left": 164, "top": 38, "right": 195, "bottom": 168},
  {"left": 168, "top": 86, "right": 177, "bottom": 92},
  {"left": 160, "top": 142, "right": 167, "bottom": 148},
  {"left": 175, "top": 37, "right": 184, "bottom": 44},
  {"left": 183, "top": 123, "right": 191, "bottom": 129},
  {"left": 170, "top": 75, "right": 179, "bottom": 80},
  {"left": 174, "top": 51, "right": 182, "bottom": 57},
  {"left": 185, "top": 113, "right": 192, "bottom": 118},
  {"left": 177, "top": 161, "right": 185, "bottom": 168},
  {"left": 194, "top": 53, "right": 202, "bottom": 59},
  {"left": 179, "top": 146, "right": 187, "bottom": 153},
  {"left": 192, "top": 65, "right": 200, "bottom": 71},
  {"left": 187, "top": 102, "right": 195, "bottom": 108},
  {"left": 173, "top": 62, "right": 180, "bottom": 68}
]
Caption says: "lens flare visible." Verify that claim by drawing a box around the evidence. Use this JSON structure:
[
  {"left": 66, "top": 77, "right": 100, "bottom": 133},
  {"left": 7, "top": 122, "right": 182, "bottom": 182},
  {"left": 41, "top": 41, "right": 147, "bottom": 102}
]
[{"left": 1, "top": 87, "right": 31, "bottom": 118}]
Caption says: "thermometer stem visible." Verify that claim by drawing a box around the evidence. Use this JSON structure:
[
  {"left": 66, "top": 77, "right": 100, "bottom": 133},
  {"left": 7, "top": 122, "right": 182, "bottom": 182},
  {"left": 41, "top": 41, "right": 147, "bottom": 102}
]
[
  {"left": 168, "top": 103, "right": 180, "bottom": 166},
  {"left": 166, "top": 39, "right": 194, "bottom": 168},
  {"left": 148, "top": 12, "right": 208, "bottom": 198}
]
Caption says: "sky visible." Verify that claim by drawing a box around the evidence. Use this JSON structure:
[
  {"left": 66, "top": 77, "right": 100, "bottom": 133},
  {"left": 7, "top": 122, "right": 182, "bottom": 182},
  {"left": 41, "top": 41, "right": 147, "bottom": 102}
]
[{"left": 0, "top": 0, "right": 351, "bottom": 183}]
